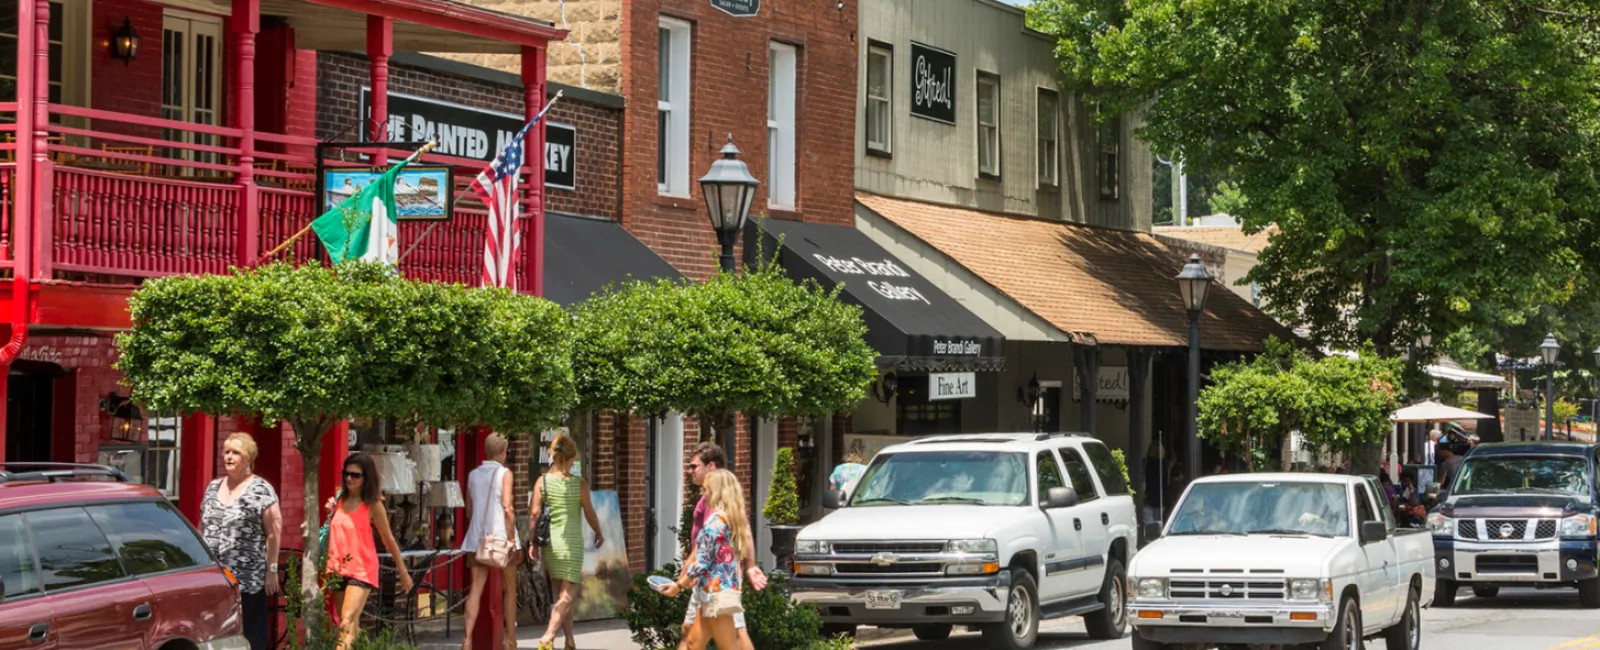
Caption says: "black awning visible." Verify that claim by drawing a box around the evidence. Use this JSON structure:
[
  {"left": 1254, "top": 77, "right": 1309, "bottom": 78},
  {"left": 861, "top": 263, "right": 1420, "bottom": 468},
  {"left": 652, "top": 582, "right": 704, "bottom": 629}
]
[
  {"left": 544, "top": 213, "right": 683, "bottom": 306},
  {"left": 746, "top": 219, "right": 1005, "bottom": 372}
]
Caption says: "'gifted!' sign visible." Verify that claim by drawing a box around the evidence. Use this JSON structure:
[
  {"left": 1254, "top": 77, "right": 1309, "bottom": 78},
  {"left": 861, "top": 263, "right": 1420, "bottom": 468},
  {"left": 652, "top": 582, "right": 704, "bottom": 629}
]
[{"left": 909, "top": 42, "right": 957, "bottom": 124}]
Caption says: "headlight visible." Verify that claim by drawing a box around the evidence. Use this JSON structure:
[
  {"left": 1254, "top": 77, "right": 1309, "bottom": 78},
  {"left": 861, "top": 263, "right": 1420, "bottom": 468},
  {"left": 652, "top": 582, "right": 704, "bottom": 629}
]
[
  {"left": 1135, "top": 577, "right": 1166, "bottom": 599},
  {"left": 793, "top": 562, "right": 834, "bottom": 576},
  {"left": 796, "top": 540, "right": 831, "bottom": 555},
  {"left": 946, "top": 539, "right": 998, "bottom": 554},
  {"left": 1289, "top": 579, "right": 1321, "bottom": 601},
  {"left": 1560, "top": 515, "right": 1597, "bottom": 538},
  {"left": 1427, "top": 513, "right": 1454, "bottom": 536}
]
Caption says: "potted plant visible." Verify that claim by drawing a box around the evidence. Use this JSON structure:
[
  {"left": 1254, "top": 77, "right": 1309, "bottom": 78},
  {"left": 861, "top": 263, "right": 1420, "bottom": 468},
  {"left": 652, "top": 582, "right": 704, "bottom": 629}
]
[{"left": 764, "top": 447, "right": 803, "bottom": 567}]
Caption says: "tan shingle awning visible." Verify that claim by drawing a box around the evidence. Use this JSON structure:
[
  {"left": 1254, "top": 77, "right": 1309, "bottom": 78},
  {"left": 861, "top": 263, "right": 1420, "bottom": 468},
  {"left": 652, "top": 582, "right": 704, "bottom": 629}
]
[{"left": 856, "top": 193, "right": 1297, "bottom": 351}]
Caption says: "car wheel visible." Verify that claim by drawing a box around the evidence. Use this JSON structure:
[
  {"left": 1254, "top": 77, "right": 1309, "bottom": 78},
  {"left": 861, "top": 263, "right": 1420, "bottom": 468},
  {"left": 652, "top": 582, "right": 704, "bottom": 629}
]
[
  {"left": 820, "top": 623, "right": 857, "bottom": 638},
  {"left": 1472, "top": 585, "right": 1499, "bottom": 599},
  {"left": 1384, "top": 586, "right": 1421, "bottom": 650},
  {"left": 1432, "top": 578, "right": 1456, "bottom": 608},
  {"left": 913, "top": 625, "right": 952, "bottom": 641},
  {"left": 1580, "top": 577, "right": 1600, "bottom": 609},
  {"left": 1084, "top": 557, "right": 1128, "bottom": 640},
  {"left": 982, "top": 567, "right": 1039, "bottom": 650},
  {"left": 1318, "top": 595, "right": 1361, "bottom": 650}
]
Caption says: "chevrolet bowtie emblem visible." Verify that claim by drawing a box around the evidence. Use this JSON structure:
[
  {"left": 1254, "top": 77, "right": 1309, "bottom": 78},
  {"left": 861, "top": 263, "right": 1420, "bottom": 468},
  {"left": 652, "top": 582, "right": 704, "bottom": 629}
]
[
  {"left": 871, "top": 552, "right": 899, "bottom": 566},
  {"left": 1219, "top": 584, "right": 1234, "bottom": 597},
  {"left": 1500, "top": 524, "right": 1515, "bottom": 539}
]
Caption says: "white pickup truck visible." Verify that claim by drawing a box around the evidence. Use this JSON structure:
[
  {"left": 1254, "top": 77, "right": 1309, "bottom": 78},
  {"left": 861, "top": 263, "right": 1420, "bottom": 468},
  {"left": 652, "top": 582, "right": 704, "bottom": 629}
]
[
  {"left": 789, "top": 433, "right": 1138, "bottom": 650},
  {"left": 1127, "top": 473, "right": 1434, "bottom": 650}
]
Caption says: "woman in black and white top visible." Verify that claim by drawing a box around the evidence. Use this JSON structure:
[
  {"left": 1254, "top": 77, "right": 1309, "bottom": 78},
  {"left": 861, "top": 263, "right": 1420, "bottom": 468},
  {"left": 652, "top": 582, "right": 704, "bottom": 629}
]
[{"left": 200, "top": 432, "right": 283, "bottom": 650}]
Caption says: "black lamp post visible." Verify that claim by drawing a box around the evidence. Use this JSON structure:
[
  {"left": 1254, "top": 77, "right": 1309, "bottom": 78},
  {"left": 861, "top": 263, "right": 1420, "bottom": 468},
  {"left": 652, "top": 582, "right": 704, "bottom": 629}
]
[
  {"left": 1176, "top": 254, "right": 1212, "bottom": 478},
  {"left": 1541, "top": 333, "right": 1560, "bottom": 440},
  {"left": 698, "top": 135, "right": 760, "bottom": 273},
  {"left": 1592, "top": 346, "right": 1600, "bottom": 438}
]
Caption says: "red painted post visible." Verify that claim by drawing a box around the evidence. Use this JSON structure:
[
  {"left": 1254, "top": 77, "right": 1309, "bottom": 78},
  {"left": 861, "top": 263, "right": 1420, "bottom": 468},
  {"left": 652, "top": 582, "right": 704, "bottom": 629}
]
[
  {"left": 319, "top": 420, "right": 350, "bottom": 509},
  {"left": 460, "top": 427, "right": 502, "bottom": 649},
  {"left": 26, "top": 0, "right": 50, "bottom": 279},
  {"left": 179, "top": 413, "right": 218, "bottom": 525},
  {"left": 520, "top": 46, "right": 546, "bottom": 297},
  {"left": 232, "top": 0, "right": 261, "bottom": 265},
  {"left": 367, "top": 15, "right": 393, "bottom": 167}
]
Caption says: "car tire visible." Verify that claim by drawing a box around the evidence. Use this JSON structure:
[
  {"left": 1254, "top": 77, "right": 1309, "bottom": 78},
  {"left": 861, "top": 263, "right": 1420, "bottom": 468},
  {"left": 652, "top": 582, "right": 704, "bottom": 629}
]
[
  {"left": 821, "top": 624, "right": 857, "bottom": 638},
  {"left": 1084, "top": 557, "right": 1128, "bottom": 640},
  {"left": 1319, "top": 594, "right": 1361, "bottom": 650},
  {"left": 913, "top": 625, "right": 952, "bottom": 641},
  {"left": 982, "top": 567, "right": 1040, "bottom": 650},
  {"left": 1580, "top": 577, "right": 1600, "bottom": 609},
  {"left": 1130, "top": 632, "right": 1167, "bottom": 650},
  {"left": 1383, "top": 586, "right": 1421, "bottom": 650},
  {"left": 1432, "top": 579, "right": 1456, "bottom": 608},
  {"left": 1472, "top": 585, "right": 1499, "bottom": 599}
]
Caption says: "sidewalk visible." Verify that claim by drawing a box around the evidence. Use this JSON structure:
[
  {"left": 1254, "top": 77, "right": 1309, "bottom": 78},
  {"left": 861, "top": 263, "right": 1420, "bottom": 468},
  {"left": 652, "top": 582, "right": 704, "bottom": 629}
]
[{"left": 417, "top": 619, "right": 639, "bottom": 650}]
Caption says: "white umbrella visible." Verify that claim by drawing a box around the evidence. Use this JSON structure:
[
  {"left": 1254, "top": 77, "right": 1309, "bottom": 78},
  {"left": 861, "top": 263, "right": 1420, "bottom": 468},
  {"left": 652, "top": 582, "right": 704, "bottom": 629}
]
[{"left": 1390, "top": 400, "right": 1495, "bottom": 423}]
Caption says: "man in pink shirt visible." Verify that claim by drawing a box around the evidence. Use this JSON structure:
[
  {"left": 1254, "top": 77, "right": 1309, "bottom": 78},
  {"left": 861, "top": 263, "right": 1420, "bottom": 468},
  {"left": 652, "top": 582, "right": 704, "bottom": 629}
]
[{"left": 678, "top": 442, "right": 767, "bottom": 650}]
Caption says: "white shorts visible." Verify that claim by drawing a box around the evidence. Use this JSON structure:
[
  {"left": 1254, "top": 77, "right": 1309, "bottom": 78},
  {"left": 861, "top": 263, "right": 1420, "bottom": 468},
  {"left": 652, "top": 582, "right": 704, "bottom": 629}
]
[{"left": 683, "top": 586, "right": 746, "bottom": 629}]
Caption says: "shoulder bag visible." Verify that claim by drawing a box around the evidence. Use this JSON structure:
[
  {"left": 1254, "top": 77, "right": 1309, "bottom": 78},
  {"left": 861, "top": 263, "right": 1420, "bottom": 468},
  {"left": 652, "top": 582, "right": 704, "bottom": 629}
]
[
  {"left": 532, "top": 473, "right": 553, "bottom": 548},
  {"left": 474, "top": 467, "right": 516, "bottom": 569},
  {"left": 702, "top": 589, "right": 744, "bottom": 618}
]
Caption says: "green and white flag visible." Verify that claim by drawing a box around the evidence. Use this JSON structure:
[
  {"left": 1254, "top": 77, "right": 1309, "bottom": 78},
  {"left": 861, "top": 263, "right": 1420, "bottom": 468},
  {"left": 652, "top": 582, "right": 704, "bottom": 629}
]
[{"left": 311, "top": 163, "right": 406, "bottom": 265}]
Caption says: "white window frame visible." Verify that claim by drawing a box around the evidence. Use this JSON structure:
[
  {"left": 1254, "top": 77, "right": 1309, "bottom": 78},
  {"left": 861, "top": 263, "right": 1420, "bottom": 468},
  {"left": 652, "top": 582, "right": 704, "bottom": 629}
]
[
  {"left": 657, "top": 17, "right": 692, "bottom": 197},
  {"left": 1037, "top": 88, "right": 1059, "bottom": 187},
  {"left": 767, "top": 42, "right": 797, "bottom": 209},
  {"left": 146, "top": 414, "right": 182, "bottom": 499},
  {"left": 976, "top": 73, "right": 1000, "bottom": 178},
  {"left": 864, "top": 42, "right": 892, "bottom": 156},
  {"left": 162, "top": 10, "right": 224, "bottom": 176}
]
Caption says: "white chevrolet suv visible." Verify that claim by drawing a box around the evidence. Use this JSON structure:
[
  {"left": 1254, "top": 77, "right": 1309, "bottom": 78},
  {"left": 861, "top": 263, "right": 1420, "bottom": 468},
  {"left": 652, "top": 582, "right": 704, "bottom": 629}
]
[{"left": 789, "top": 433, "right": 1138, "bottom": 649}]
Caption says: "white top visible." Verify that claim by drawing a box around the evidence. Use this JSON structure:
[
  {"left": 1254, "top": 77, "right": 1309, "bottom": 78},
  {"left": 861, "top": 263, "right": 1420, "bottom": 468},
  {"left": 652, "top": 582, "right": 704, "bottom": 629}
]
[{"left": 461, "top": 461, "right": 520, "bottom": 551}]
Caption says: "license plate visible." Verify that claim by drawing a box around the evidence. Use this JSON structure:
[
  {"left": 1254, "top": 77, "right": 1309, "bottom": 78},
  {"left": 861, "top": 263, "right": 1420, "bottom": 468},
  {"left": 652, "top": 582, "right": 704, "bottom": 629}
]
[{"left": 864, "top": 590, "right": 902, "bottom": 610}]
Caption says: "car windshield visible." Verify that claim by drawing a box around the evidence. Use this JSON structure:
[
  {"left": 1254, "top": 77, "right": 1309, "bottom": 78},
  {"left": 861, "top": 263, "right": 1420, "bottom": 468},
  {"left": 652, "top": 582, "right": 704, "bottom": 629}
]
[
  {"left": 849, "top": 450, "right": 1028, "bottom": 507},
  {"left": 1168, "top": 481, "right": 1350, "bottom": 537},
  {"left": 1451, "top": 456, "right": 1591, "bottom": 497}
]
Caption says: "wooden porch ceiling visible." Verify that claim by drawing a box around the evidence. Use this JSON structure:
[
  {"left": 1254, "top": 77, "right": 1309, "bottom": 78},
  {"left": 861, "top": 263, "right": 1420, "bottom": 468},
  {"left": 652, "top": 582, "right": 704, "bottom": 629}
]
[{"left": 153, "top": 0, "right": 567, "bottom": 53}]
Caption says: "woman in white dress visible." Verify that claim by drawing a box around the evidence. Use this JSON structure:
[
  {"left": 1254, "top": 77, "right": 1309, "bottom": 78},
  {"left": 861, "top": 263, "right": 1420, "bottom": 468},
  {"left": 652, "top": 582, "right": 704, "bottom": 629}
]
[{"left": 461, "top": 432, "right": 521, "bottom": 650}]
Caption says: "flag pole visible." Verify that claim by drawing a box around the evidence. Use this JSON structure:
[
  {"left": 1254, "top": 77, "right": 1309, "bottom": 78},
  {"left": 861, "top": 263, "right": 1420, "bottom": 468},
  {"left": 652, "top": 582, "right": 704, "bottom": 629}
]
[{"left": 257, "top": 140, "right": 438, "bottom": 264}]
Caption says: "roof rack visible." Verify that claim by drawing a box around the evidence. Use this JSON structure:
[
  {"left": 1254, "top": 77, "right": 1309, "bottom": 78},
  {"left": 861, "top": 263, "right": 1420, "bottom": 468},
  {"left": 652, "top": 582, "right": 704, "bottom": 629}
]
[
  {"left": 1034, "top": 431, "right": 1088, "bottom": 441},
  {"left": 0, "top": 462, "right": 131, "bottom": 485}
]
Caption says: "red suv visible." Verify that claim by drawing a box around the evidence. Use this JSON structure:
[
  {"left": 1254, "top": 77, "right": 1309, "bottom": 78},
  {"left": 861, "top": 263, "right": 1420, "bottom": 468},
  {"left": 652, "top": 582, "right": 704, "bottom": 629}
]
[{"left": 0, "top": 463, "right": 247, "bottom": 649}]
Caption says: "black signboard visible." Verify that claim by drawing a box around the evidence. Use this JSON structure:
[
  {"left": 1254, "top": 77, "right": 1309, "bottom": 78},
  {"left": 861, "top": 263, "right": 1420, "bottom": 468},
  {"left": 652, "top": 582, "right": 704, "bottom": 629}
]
[
  {"left": 710, "top": 0, "right": 759, "bottom": 17},
  {"left": 909, "top": 42, "right": 957, "bottom": 124},
  {"left": 360, "top": 88, "right": 578, "bottom": 189}
]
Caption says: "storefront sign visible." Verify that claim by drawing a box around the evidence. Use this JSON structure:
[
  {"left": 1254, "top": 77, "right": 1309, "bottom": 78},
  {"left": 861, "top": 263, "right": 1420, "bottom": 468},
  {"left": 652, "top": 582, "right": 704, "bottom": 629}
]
[
  {"left": 909, "top": 42, "right": 957, "bottom": 124},
  {"left": 19, "top": 345, "right": 62, "bottom": 365},
  {"left": 360, "top": 88, "right": 578, "bottom": 189},
  {"left": 812, "top": 253, "right": 932, "bottom": 305},
  {"left": 930, "top": 338, "right": 983, "bottom": 356},
  {"left": 710, "top": 0, "right": 759, "bottom": 16},
  {"left": 1072, "top": 366, "right": 1130, "bottom": 401},
  {"left": 1503, "top": 404, "right": 1540, "bottom": 441},
  {"left": 929, "top": 372, "right": 976, "bottom": 401}
]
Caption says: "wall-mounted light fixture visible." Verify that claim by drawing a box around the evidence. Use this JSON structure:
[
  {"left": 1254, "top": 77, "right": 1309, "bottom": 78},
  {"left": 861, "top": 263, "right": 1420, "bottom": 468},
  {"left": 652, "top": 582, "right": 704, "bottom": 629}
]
[
  {"left": 871, "top": 372, "right": 898, "bottom": 404},
  {"left": 99, "top": 392, "right": 145, "bottom": 441},
  {"left": 111, "top": 17, "right": 140, "bottom": 66}
]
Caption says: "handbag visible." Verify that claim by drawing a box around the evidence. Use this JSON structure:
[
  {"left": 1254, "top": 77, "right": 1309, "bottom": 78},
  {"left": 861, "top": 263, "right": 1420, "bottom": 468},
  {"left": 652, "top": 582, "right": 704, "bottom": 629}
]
[
  {"left": 532, "top": 473, "right": 553, "bottom": 548},
  {"left": 314, "top": 488, "right": 343, "bottom": 573},
  {"left": 474, "top": 467, "right": 516, "bottom": 569},
  {"left": 701, "top": 589, "right": 744, "bottom": 618}
]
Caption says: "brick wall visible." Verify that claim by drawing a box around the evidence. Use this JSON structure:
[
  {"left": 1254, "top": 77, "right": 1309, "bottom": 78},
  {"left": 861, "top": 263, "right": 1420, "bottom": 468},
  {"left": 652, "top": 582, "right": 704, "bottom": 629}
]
[
  {"left": 89, "top": 0, "right": 165, "bottom": 140},
  {"left": 315, "top": 52, "right": 622, "bottom": 220}
]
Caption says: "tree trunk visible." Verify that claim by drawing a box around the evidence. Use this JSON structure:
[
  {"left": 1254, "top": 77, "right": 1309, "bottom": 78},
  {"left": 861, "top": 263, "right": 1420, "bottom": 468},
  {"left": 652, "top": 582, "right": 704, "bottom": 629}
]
[
  {"left": 1349, "top": 440, "right": 1382, "bottom": 476},
  {"left": 289, "top": 417, "right": 331, "bottom": 631}
]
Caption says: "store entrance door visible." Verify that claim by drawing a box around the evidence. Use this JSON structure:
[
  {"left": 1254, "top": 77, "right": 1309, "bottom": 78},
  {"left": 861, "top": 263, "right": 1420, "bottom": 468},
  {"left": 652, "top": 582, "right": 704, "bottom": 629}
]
[{"left": 5, "top": 370, "right": 54, "bottom": 463}]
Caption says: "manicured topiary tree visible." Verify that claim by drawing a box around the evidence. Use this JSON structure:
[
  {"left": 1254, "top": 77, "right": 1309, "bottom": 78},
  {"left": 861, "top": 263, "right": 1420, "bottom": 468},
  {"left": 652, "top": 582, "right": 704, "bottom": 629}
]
[{"left": 763, "top": 447, "right": 800, "bottom": 526}]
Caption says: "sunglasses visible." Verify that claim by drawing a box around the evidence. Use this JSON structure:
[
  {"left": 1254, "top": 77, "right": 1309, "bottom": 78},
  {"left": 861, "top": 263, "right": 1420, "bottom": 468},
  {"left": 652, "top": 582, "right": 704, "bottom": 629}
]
[{"left": 343, "top": 471, "right": 364, "bottom": 480}]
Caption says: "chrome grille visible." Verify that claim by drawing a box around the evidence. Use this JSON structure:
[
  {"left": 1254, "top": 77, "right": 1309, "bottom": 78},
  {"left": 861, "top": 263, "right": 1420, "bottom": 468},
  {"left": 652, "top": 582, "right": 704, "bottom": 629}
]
[
  {"left": 833, "top": 562, "right": 943, "bottom": 575},
  {"left": 1536, "top": 520, "right": 1558, "bottom": 539},
  {"left": 1486, "top": 520, "right": 1527, "bottom": 540},
  {"left": 1458, "top": 520, "right": 1479, "bottom": 540},
  {"left": 831, "top": 541, "right": 945, "bottom": 554},
  {"left": 1169, "top": 579, "right": 1287, "bottom": 600},
  {"left": 1455, "top": 519, "right": 1556, "bottom": 541}
]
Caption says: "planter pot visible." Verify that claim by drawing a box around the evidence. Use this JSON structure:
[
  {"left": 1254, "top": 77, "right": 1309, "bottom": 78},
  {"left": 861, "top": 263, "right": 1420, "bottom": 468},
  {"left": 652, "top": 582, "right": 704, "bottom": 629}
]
[{"left": 768, "top": 524, "right": 803, "bottom": 561}]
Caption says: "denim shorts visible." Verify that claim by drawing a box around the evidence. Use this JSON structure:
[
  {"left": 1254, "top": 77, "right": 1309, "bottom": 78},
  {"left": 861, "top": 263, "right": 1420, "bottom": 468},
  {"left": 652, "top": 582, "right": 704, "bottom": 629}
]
[{"left": 683, "top": 586, "right": 746, "bottom": 629}]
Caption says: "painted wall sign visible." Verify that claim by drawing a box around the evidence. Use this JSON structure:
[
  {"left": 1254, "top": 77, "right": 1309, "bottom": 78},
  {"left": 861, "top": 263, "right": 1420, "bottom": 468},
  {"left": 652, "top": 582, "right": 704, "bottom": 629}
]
[
  {"left": 709, "top": 0, "right": 759, "bottom": 16},
  {"left": 322, "top": 166, "right": 455, "bottom": 221},
  {"left": 909, "top": 42, "right": 957, "bottom": 124},
  {"left": 1072, "top": 366, "right": 1130, "bottom": 401},
  {"left": 929, "top": 372, "right": 977, "bottom": 401},
  {"left": 359, "top": 88, "right": 578, "bottom": 189}
]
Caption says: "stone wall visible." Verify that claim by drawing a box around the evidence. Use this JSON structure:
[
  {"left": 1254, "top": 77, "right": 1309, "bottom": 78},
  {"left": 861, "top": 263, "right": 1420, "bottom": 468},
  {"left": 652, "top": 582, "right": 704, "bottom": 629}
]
[{"left": 442, "top": 0, "right": 624, "bottom": 92}]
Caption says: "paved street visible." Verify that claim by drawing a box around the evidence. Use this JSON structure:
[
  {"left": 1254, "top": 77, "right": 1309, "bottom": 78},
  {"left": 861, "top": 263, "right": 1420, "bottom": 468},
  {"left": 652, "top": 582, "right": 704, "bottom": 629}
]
[{"left": 854, "top": 588, "right": 1600, "bottom": 650}]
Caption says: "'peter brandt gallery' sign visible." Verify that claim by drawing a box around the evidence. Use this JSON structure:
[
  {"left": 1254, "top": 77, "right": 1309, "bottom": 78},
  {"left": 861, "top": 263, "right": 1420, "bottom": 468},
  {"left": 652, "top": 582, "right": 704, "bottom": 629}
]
[
  {"left": 909, "top": 41, "right": 956, "bottom": 124},
  {"left": 361, "top": 88, "right": 578, "bottom": 190}
]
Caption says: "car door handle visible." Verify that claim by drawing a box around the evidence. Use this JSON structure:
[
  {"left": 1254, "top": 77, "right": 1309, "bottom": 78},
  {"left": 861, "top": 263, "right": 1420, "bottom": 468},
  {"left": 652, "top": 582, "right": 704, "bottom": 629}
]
[
  {"left": 1101, "top": 512, "right": 1110, "bottom": 526},
  {"left": 133, "top": 603, "right": 152, "bottom": 621},
  {"left": 27, "top": 623, "right": 47, "bottom": 643},
  {"left": 1074, "top": 518, "right": 1083, "bottom": 531}
]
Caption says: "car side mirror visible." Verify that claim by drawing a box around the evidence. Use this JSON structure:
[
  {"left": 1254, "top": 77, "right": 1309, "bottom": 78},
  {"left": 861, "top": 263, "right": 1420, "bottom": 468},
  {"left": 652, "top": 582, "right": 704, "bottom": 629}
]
[
  {"left": 1044, "top": 486, "right": 1079, "bottom": 509},
  {"left": 823, "top": 489, "right": 845, "bottom": 510},
  {"left": 1142, "top": 521, "right": 1163, "bottom": 541},
  {"left": 0, "top": 574, "right": 6, "bottom": 602},
  {"left": 1360, "top": 520, "right": 1388, "bottom": 544}
]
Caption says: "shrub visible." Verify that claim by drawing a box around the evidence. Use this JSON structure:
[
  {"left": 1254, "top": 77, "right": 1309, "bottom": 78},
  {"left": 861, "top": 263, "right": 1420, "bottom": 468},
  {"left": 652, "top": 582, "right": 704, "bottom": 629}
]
[
  {"left": 621, "top": 565, "right": 823, "bottom": 650},
  {"left": 1111, "top": 448, "right": 1135, "bottom": 499},
  {"left": 763, "top": 447, "right": 800, "bottom": 525},
  {"left": 621, "top": 564, "right": 691, "bottom": 650}
]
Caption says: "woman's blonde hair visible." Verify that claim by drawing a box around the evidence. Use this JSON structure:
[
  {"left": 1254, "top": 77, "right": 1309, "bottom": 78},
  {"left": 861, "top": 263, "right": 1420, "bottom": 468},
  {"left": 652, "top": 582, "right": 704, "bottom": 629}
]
[
  {"left": 224, "top": 432, "right": 260, "bottom": 465},
  {"left": 843, "top": 451, "right": 864, "bottom": 465},
  {"left": 549, "top": 433, "right": 578, "bottom": 468},
  {"left": 702, "top": 469, "right": 752, "bottom": 564},
  {"left": 484, "top": 432, "right": 509, "bottom": 460}
]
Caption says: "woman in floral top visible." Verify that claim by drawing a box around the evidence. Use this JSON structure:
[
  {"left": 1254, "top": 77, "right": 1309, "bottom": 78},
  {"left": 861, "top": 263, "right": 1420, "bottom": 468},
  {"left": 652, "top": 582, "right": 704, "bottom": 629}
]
[{"left": 663, "top": 469, "right": 750, "bottom": 650}]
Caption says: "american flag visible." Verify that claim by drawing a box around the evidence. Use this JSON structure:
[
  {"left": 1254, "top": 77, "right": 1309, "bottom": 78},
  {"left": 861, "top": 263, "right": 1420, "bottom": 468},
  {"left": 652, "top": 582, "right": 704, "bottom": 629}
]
[{"left": 474, "top": 91, "right": 562, "bottom": 290}]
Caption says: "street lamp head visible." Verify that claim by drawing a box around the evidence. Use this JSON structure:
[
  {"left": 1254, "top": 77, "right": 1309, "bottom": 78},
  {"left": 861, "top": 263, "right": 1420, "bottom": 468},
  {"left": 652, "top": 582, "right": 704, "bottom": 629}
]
[
  {"left": 698, "top": 135, "right": 760, "bottom": 235},
  {"left": 1175, "top": 253, "right": 1212, "bottom": 313},
  {"left": 1540, "top": 332, "right": 1560, "bottom": 365}
]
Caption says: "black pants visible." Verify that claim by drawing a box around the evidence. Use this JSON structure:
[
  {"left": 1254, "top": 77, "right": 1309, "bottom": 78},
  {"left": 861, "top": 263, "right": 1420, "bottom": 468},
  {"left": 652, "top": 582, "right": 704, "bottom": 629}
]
[{"left": 241, "top": 588, "right": 269, "bottom": 650}]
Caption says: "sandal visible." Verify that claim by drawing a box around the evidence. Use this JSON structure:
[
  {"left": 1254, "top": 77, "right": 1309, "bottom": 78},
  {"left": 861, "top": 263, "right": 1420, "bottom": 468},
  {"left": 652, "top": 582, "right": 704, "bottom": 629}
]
[{"left": 564, "top": 636, "right": 577, "bottom": 650}]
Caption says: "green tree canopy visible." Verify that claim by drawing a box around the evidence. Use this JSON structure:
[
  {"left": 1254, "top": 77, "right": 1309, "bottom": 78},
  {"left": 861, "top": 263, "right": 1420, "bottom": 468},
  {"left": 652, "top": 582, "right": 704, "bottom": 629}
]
[{"left": 1031, "top": 0, "right": 1600, "bottom": 358}]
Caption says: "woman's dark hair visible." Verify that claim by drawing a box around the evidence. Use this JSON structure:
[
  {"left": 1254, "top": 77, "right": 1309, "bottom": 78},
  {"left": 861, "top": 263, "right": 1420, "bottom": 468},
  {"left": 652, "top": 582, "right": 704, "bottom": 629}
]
[{"left": 344, "top": 453, "right": 382, "bottom": 504}]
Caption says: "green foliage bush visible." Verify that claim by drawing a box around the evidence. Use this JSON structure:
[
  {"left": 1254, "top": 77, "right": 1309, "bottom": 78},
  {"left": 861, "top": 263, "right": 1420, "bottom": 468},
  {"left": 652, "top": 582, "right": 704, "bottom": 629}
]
[
  {"left": 1110, "top": 448, "right": 1135, "bottom": 499},
  {"left": 622, "top": 564, "right": 825, "bottom": 650},
  {"left": 763, "top": 447, "right": 800, "bottom": 525}
]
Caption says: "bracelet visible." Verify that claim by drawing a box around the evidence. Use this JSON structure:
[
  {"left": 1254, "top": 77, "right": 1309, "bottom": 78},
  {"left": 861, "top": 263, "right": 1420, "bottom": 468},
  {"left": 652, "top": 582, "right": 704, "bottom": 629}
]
[{"left": 268, "top": 563, "right": 279, "bottom": 573}]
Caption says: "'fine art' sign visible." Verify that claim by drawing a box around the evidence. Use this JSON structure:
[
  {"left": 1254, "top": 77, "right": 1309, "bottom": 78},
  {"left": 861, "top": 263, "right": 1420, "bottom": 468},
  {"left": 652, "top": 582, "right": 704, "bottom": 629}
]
[{"left": 909, "top": 41, "right": 957, "bottom": 124}]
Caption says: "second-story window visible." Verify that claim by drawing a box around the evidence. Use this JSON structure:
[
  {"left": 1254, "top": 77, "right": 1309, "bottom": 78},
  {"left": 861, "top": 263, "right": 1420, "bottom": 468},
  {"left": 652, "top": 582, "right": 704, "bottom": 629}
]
[
  {"left": 1037, "top": 89, "right": 1059, "bottom": 187},
  {"left": 865, "top": 42, "right": 892, "bottom": 157},
  {"left": 977, "top": 73, "right": 1000, "bottom": 179},
  {"left": 1098, "top": 111, "right": 1121, "bottom": 200},
  {"left": 768, "top": 42, "right": 798, "bottom": 209},
  {"left": 658, "top": 17, "right": 692, "bottom": 196}
]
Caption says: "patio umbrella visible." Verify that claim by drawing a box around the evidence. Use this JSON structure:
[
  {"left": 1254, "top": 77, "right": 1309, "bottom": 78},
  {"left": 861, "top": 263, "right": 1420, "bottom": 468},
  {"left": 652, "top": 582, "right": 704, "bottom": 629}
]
[{"left": 1390, "top": 400, "right": 1496, "bottom": 423}]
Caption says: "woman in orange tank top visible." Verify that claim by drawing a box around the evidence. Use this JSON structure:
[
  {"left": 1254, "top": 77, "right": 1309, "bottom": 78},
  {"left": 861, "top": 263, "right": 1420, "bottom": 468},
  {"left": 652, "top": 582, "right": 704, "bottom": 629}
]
[{"left": 323, "top": 453, "right": 412, "bottom": 650}]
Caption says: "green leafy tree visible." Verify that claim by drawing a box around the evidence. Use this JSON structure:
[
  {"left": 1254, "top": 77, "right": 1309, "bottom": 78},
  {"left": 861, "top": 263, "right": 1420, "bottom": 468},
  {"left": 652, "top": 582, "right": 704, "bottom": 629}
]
[
  {"left": 116, "top": 262, "right": 575, "bottom": 614},
  {"left": 1029, "top": 0, "right": 1600, "bottom": 357},
  {"left": 763, "top": 447, "right": 800, "bottom": 525}
]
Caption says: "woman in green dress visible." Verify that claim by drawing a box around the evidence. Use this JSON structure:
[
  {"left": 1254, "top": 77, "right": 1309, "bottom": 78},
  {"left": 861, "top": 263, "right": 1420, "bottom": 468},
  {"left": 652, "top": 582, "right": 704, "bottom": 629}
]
[{"left": 528, "top": 433, "right": 603, "bottom": 650}]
